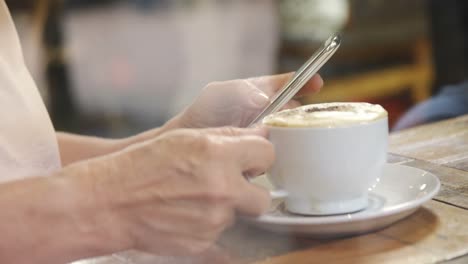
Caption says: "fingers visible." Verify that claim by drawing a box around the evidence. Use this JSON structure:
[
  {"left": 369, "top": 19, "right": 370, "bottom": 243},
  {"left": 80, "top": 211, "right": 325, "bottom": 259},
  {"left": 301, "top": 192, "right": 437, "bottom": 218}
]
[
  {"left": 247, "top": 72, "right": 323, "bottom": 97},
  {"left": 197, "top": 127, "right": 274, "bottom": 216},
  {"left": 234, "top": 179, "right": 271, "bottom": 216},
  {"left": 205, "top": 127, "right": 274, "bottom": 175},
  {"left": 214, "top": 129, "right": 274, "bottom": 216},
  {"left": 203, "top": 126, "right": 269, "bottom": 139}
]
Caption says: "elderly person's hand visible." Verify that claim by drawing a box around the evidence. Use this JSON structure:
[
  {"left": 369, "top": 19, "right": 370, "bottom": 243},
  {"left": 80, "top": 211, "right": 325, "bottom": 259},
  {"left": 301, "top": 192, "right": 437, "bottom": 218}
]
[
  {"left": 84, "top": 126, "right": 273, "bottom": 255},
  {"left": 2, "top": 127, "right": 273, "bottom": 263},
  {"left": 168, "top": 73, "right": 323, "bottom": 129}
]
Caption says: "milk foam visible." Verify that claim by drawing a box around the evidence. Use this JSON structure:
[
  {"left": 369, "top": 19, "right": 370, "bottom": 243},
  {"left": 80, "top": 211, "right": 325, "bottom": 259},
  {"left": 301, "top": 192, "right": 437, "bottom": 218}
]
[{"left": 263, "top": 102, "right": 387, "bottom": 128}]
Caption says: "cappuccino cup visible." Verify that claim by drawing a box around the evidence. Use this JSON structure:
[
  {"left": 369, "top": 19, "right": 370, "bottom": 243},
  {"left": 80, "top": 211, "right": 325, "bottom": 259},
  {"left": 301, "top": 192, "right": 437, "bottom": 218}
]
[{"left": 263, "top": 102, "right": 388, "bottom": 215}]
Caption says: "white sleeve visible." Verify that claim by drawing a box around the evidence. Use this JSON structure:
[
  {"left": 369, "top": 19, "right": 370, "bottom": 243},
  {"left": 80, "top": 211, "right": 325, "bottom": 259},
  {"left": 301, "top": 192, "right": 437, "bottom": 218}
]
[{"left": 0, "top": 0, "right": 61, "bottom": 182}]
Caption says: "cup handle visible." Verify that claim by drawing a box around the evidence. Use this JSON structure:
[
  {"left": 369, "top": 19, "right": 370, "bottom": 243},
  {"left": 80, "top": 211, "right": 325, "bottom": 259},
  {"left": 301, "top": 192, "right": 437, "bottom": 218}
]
[
  {"left": 244, "top": 172, "right": 287, "bottom": 199},
  {"left": 270, "top": 189, "right": 288, "bottom": 199}
]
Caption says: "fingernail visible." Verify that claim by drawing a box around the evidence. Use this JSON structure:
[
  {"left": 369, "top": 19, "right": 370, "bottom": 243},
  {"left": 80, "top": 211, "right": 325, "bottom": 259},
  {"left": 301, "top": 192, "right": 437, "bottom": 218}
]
[
  {"left": 251, "top": 91, "right": 270, "bottom": 107},
  {"left": 316, "top": 74, "right": 324, "bottom": 88}
]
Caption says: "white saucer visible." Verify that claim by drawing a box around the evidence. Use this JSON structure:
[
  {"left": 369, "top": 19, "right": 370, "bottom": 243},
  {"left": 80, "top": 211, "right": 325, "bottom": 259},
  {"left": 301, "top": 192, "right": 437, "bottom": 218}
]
[{"left": 243, "top": 163, "right": 440, "bottom": 238}]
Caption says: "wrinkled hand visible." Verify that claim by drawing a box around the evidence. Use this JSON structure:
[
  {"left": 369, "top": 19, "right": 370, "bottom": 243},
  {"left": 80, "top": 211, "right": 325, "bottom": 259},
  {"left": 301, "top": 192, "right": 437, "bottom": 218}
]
[
  {"left": 101, "top": 127, "right": 273, "bottom": 255},
  {"left": 171, "top": 73, "right": 323, "bottom": 128}
]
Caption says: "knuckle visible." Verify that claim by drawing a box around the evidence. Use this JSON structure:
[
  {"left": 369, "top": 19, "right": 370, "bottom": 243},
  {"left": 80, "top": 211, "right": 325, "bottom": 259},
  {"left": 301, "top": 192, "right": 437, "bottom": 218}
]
[
  {"left": 218, "top": 126, "right": 240, "bottom": 137},
  {"left": 249, "top": 138, "right": 275, "bottom": 168},
  {"left": 203, "top": 81, "right": 219, "bottom": 92},
  {"left": 199, "top": 135, "right": 232, "bottom": 163},
  {"left": 204, "top": 183, "right": 232, "bottom": 202},
  {"left": 202, "top": 81, "right": 229, "bottom": 96},
  {"left": 205, "top": 210, "right": 231, "bottom": 229},
  {"left": 204, "top": 138, "right": 222, "bottom": 158},
  {"left": 189, "top": 133, "right": 217, "bottom": 159}
]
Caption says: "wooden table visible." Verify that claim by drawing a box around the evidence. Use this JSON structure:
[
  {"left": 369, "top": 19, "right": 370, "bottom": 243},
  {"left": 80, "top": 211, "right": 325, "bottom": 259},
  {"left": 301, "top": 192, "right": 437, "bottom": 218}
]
[{"left": 75, "top": 115, "right": 468, "bottom": 264}]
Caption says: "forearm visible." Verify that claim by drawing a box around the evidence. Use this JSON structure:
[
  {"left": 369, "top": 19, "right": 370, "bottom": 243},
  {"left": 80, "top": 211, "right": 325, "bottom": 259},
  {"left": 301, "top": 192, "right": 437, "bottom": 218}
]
[
  {"left": 57, "top": 132, "right": 122, "bottom": 165},
  {"left": 57, "top": 118, "right": 181, "bottom": 165},
  {"left": 0, "top": 159, "right": 130, "bottom": 263}
]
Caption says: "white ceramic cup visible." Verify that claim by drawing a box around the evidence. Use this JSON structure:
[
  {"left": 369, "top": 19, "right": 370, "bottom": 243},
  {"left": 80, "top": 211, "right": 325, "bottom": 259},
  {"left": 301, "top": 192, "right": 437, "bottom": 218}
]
[{"left": 266, "top": 117, "right": 388, "bottom": 215}]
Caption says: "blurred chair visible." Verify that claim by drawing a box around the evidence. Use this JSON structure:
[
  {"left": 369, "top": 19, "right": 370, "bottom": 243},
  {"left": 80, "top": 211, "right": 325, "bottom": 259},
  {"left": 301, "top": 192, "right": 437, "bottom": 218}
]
[
  {"left": 394, "top": 0, "right": 468, "bottom": 130},
  {"left": 393, "top": 82, "right": 468, "bottom": 130}
]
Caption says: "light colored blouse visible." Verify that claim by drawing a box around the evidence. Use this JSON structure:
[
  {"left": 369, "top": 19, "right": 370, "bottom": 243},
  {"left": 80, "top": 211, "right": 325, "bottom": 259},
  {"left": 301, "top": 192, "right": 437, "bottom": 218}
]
[{"left": 0, "top": 1, "right": 61, "bottom": 183}]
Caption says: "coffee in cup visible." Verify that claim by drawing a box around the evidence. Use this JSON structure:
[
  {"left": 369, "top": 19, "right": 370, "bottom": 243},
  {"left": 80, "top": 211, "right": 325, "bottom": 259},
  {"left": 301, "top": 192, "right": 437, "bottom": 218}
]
[{"left": 263, "top": 102, "right": 388, "bottom": 215}]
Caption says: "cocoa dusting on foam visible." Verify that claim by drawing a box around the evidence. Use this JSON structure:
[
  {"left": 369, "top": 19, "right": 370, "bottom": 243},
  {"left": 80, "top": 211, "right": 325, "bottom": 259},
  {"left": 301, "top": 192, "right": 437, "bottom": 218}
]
[{"left": 304, "top": 105, "right": 355, "bottom": 113}]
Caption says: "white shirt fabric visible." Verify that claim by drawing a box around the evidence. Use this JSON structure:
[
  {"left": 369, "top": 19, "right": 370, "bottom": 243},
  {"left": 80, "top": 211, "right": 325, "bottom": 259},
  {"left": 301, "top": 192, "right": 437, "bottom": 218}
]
[{"left": 0, "top": 1, "right": 61, "bottom": 183}]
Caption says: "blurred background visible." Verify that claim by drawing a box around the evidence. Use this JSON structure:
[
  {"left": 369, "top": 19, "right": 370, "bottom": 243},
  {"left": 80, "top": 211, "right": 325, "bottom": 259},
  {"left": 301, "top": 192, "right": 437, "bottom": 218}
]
[{"left": 6, "top": 0, "right": 468, "bottom": 137}]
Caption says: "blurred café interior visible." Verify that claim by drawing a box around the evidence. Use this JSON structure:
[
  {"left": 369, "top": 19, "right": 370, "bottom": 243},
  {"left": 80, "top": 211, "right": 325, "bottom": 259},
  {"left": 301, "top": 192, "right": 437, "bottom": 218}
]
[{"left": 6, "top": 0, "right": 468, "bottom": 137}]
